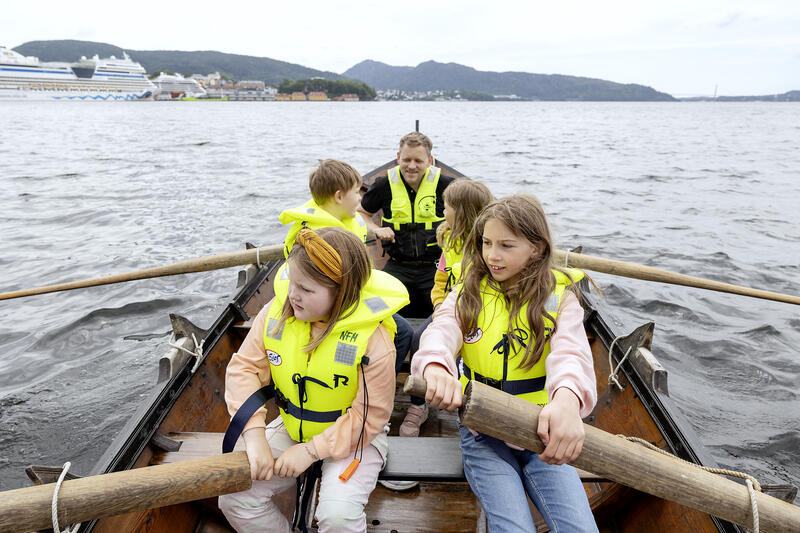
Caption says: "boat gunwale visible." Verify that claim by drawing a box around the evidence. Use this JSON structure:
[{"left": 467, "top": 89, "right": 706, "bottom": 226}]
[
  {"left": 581, "top": 287, "right": 743, "bottom": 533},
  {"left": 78, "top": 260, "right": 282, "bottom": 532}
]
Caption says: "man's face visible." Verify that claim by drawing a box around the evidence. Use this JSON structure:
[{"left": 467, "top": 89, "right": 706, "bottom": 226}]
[{"left": 397, "top": 143, "right": 433, "bottom": 189}]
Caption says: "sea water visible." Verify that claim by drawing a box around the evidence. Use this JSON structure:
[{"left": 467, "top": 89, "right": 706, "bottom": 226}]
[{"left": 0, "top": 101, "right": 798, "bottom": 499}]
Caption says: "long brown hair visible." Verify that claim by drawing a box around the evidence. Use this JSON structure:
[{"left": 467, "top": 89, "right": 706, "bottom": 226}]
[
  {"left": 456, "top": 194, "right": 579, "bottom": 370},
  {"left": 437, "top": 180, "right": 494, "bottom": 254},
  {"left": 273, "top": 227, "right": 372, "bottom": 352}
]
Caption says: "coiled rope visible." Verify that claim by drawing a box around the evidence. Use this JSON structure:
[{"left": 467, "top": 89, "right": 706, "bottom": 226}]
[
  {"left": 617, "top": 435, "right": 761, "bottom": 532},
  {"left": 607, "top": 334, "right": 761, "bottom": 532}
]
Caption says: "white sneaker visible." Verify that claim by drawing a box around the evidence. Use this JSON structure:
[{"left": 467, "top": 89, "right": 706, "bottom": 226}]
[
  {"left": 399, "top": 404, "right": 429, "bottom": 437},
  {"left": 378, "top": 479, "right": 419, "bottom": 491}
]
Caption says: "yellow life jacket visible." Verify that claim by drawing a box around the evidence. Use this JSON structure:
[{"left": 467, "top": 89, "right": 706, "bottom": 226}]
[
  {"left": 442, "top": 231, "right": 464, "bottom": 291},
  {"left": 279, "top": 199, "right": 368, "bottom": 258},
  {"left": 381, "top": 165, "right": 444, "bottom": 261},
  {"left": 264, "top": 264, "right": 409, "bottom": 442},
  {"left": 458, "top": 268, "right": 584, "bottom": 406}
]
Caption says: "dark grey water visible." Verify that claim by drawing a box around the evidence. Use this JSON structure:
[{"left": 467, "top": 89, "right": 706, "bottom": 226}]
[{"left": 1, "top": 101, "right": 798, "bottom": 499}]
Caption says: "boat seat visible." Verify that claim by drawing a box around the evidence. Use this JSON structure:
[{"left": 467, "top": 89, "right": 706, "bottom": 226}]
[{"left": 149, "top": 432, "right": 606, "bottom": 483}]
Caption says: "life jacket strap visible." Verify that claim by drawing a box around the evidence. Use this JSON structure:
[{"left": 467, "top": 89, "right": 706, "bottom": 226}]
[
  {"left": 460, "top": 360, "right": 546, "bottom": 396},
  {"left": 222, "top": 384, "right": 276, "bottom": 453},
  {"left": 275, "top": 386, "right": 342, "bottom": 424}
]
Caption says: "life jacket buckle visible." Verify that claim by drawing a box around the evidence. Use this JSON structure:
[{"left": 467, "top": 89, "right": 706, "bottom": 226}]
[{"left": 481, "top": 376, "right": 503, "bottom": 391}]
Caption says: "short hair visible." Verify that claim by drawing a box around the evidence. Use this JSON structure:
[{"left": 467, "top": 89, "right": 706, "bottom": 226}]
[
  {"left": 309, "top": 159, "right": 362, "bottom": 204},
  {"left": 398, "top": 132, "right": 433, "bottom": 156}
]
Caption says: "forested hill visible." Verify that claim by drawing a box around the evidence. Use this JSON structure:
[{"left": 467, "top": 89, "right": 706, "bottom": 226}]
[
  {"left": 343, "top": 59, "right": 676, "bottom": 101},
  {"left": 13, "top": 40, "right": 344, "bottom": 85},
  {"left": 14, "top": 40, "right": 675, "bottom": 100}
]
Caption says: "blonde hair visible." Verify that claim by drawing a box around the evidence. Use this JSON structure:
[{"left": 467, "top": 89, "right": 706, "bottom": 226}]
[
  {"left": 437, "top": 180, "right": 494, "bottom": 253},
  {"left": 398, "top": 132, "right": 433, "bottom": 156},
  {"left": 309, "top": 159, "right": 362, "bottom": 205},
  {"left": 456, "top": 194, "right": 579, "bottom": 370},
  {"left": 275, "top": 227, "right": 372, "bottom": 352}
]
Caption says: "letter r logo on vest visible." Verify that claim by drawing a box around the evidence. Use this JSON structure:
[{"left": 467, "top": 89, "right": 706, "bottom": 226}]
[
  {"left": 464, "top": 328, "right": 483, "bottom": 344},
  {"left": 266, "top": 350, "right": 282, "bottom": 366}
]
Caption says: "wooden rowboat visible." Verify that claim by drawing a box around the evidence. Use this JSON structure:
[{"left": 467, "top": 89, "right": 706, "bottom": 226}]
[{"left": 23, "top": 160, "right": 796, "bottom": 533}]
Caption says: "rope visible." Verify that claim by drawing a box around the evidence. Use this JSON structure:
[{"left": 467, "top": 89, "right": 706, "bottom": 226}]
[
  {"left": 168, "top": 333, "right": 205, "bottom": 373},
  {"left": 52, "top": 461, "right": 78, "bottom": 533},
  {"left": 617, "top": 435, "right": 761, "bottom": 532},
  {"left": 607, "top": 335, "right": 632, "bottom": 390}
]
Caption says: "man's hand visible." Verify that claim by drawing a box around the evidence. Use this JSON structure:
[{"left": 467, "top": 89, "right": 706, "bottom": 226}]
[
  {"left": 374, "top": 226, "right": 395, "bottom": 242},
  {"left": 537, "top": 387, "right": 584, "bottom": 465},
  {"left": 243, "top": 427, "right": 275, "bottom": 480},
  {"left": 422, "top": 364, "right": 462, "bottom": 412},
  {"left": 274, "top": 442, "right": 318, "bottom": 478},
  {"left": 356, "top": 206, "right": 394, "bottom": 242}
]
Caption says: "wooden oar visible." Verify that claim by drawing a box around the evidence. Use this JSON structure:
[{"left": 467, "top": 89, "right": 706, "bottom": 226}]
[
  {"left": 2, "top": 243, "right": 797, "bottom": 306},
  {"left": 0, "top": 452, "right": 251, "bottom": 533},
  {"left": 553, "top": 248, "right": 800, "bottom": 305},
  {"left": 404, "top": 376, "right": 800, "bottom": 533},
  {"left": 0, "top": 244, "right": 284, "bottom": 301}
]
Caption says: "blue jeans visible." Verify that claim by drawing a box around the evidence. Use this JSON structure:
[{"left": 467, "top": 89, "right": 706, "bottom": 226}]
[
  {"left": 393, "top": 313, "right": 413, "bottom": 375},
  {"left": 458, "top": 423, "right": 598, "bottom": 533}
]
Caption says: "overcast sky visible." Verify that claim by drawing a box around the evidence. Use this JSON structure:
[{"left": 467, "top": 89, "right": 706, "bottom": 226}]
[{"left": 4, "top": 0, "right": 799, "bottom": 96}]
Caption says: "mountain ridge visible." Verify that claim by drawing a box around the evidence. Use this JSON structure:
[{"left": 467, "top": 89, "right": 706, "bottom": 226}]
[
  {"left": 14, "top": 40, "right": 676, "bottom": 100},
  {"left": 343, "top": 59, "right": 676, "bottom": 101}
]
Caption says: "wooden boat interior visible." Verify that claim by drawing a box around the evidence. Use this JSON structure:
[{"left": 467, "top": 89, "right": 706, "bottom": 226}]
[{"left": 69, "top": 160, "right": 769, "bottom": 532}]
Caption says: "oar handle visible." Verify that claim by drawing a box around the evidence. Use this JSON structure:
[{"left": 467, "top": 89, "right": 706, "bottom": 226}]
[
  {"left": 460, "top": 380, "right": 800, "bottom": 532},
  {"left": 0, "top": 452, "right": 252, "bottom": 532},
  {"left": 403, "top": 375, "right": 428, "bottom": 398}
]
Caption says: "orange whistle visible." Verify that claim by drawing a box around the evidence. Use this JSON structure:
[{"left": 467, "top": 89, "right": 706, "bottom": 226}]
[{"left": 338, "top": 458, "right": 360, "bottom": 482}]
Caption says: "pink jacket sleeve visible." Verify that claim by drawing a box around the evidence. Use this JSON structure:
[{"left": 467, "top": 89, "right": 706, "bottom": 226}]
[
  {"left": 411, "top": 290, "right": 597, "bottom": 418},
  {"left": 225, "top": 303, "right": 273, "bottom": 433}
]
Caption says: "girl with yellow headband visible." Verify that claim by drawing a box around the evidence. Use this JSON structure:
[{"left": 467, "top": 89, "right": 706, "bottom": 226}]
[{"left": 220, "top": 227, "right": 409, "bottom": 533}]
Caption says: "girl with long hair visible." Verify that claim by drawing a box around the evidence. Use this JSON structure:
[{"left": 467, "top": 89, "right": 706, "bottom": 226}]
[{"left": 411, "top": 195, "right": 599, "bottom": 532}]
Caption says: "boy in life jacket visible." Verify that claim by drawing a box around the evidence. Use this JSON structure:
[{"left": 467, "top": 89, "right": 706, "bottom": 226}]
[
  {"left": 220, "top": 228, "right": 409, "bottom": 533},
  {"left": 279, "top": 159, "right": 413, "bottom": 376}
]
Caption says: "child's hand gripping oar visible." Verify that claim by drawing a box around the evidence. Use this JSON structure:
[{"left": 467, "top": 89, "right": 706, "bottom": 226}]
[{"left": 402, "top": 376, "right": 800, "bottom": 533}]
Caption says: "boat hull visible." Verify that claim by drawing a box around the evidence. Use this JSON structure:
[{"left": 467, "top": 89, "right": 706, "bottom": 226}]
[{"left": 0, "top": 87, "right": 153, "bottom": 101}]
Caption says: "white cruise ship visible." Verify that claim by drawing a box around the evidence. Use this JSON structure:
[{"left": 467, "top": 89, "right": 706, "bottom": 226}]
[
  {"left": 151, "top": 73, "right": 207, "bottom": 100},
  {"left": 0, "top": 46, "right": 156, "bottom": 101}
]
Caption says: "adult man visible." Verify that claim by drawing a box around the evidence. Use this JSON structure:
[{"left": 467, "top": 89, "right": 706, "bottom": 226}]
[{"left": 358, "top": 132, "right": 454, "bottom": 318}]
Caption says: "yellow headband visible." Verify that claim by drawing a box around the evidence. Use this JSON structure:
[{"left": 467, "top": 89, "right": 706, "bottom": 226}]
[{"left": 294, "top": 229, "right": 343, "bottom": 284}]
